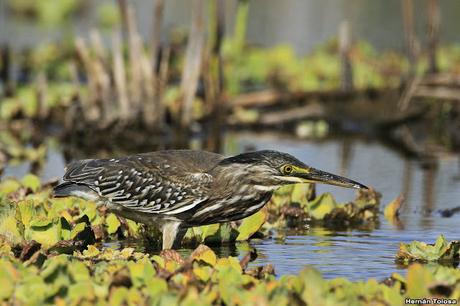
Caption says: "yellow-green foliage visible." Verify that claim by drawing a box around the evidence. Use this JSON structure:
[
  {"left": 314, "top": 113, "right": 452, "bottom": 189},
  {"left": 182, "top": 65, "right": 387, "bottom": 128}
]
[
  {"left": 223, "top": 38, "right": 411, "bottom": 95},
  {"left": 397, "top": 235, "right": 460, "bottom": 263},
  {"left": 1, "top": 242, "right": 460, "bottom": 305},
  {"left": 7, "top": 0, "right": 81, "bottom": 26},
  {"left": 0, "top": 174, "right": 459, "bottom": 305},
  {"left": 268, "top": 185, "right": 381, "bottom": 227},
  {"left": 0, "top": 175, "right": 268, "bottom": 250}
]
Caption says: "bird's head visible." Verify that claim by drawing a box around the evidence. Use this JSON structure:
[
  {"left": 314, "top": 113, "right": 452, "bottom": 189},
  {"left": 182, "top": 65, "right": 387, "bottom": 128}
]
[{"left": 219, "top": 150, "right": 368, "bottom": 191}]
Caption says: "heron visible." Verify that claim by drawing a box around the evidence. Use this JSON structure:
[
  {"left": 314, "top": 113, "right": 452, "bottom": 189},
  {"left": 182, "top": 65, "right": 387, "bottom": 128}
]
[{"left": 53, "top": 150, "right": 368, "bottom": 249}]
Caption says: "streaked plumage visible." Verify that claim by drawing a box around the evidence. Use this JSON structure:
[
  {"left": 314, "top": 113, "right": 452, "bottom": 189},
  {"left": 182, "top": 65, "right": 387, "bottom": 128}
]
[{"left": 54, "top": 149, "right": 368, "bottom": 249}]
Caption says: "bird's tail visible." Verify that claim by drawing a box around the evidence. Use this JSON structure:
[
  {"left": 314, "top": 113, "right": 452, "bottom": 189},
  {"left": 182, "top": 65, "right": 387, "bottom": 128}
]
[
  {"left": 53, "top": 182, "right": 97, "bottom": 201},
  {"left": 53, "top": 182, "right": 81, "bottom": 197}
]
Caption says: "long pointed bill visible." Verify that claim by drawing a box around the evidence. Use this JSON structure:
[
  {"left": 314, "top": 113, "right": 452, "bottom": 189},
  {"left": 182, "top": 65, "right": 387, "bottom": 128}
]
[{"left": 296, "top": 167, "right": 368, "bottom": 190}]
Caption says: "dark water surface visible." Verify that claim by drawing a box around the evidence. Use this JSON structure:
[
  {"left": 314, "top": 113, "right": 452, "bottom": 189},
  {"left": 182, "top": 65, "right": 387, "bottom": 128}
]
[{"left": 3, "top": 132, "right": 460, "bottom": 281}]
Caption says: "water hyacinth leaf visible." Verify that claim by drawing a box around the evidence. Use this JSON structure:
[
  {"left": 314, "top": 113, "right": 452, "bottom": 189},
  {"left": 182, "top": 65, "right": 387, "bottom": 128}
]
[
  {"left": 384, "top": 195, "right": 404, "bottom": 220},
  {"left": 106, "top": 213, "right": 121, "bottom": 234},
  {"left": 0, "top": 179, "right": 21, "bottom": 195},
  {"left": 29, "top": 216, "right": 52, "bottom": 228},
  {"left": 306, "top": 193, "right": 337, "bottom": 220},
  {"left": 193, "top": 266, "right": 213, "bottom": 282},
  {"left": 109, "top": 287, "right": 129, "bottom": 306},
  {"left": 68, "top": 282, "right": 95, "bottom": 303},
  {"left": 26, "top": 218, "right": 61, "bottom": 247},
  {"left": 236, "top": 209, "right": 267, "bottom": 241},
  {"left": 0, "top": 98, "right": 21, "bottom": 119},
  {"left": 291, "top": 183, "right": 314, "bottom": 206},
  {"left": 82, "top": 245, "right": 100, "bottom": 258},
  {"left": 21, "top": 174, "right": 41, "bottom": 192},
  {"left": 67, "top": 260, "right": 90, "bottom": 282},
  {"left": 128, "top": 259, "right": 155, "bottom": 287},
  {"left": 123, "top": 219, "right": 141, "bottom": 238},
  {"left": 299, "top": 267, "right": 327, "bottom": 305},
  {"left": 203, "top": 223, "right": 238, "bottom": 244},
  {"left": 406, "top": 264, "right": 432, "bottom": 299},
  {"left": 191, "top": 244, "right": 217, "bottom": 266},
  {"left": 215, "top": 257, "right": 243, "bottom": 274},
  {"left": 200, "top": 223, "right": 220, "bottom": 241},
  {"left": 151, "top": 255, "right": 165, "bottom": 269},
  {"left": 14, "top": 274, "right": 48, "bottom": 305},
  {"left": 396, "top": 235, "right": 460, "bottom": 262},
  {"left": 70, "top": 222, "right": 86, "bottom": 240},
  {"left": 0, "top": 260, "right": 17, "bottom": 300},
  {"left": 0, "top": 208, "right": 23, "bottom": 245}
]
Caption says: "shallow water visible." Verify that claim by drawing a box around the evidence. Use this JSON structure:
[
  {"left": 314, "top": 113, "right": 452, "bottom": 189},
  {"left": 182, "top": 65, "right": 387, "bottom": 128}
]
[
  {"left": 225, "top": 133, "right": 460, "bottom": 280},
  {"left": 3, "top": 132, "right": 460, "bottom": 281}
]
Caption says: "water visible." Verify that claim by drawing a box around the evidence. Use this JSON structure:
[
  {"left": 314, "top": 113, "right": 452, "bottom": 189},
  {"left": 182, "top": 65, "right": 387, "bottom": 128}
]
[
  {"left": 3, "top": 132, "right": 460, "bottom": 281},
  {"left": 2, "top": 0, "right": 460, "bottom": 53},
  {"left": 227, "top": 133, "right": 460, "bottom": 280}
]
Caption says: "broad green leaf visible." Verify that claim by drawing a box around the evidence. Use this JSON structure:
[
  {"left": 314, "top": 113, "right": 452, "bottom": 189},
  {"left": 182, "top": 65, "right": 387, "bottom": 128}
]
[
  {"left": 21, "top": 174, "right": 41, "bottom": 192},
  {"left": 0, "top": 179, "right": 21, "bottom": 195},
  {"left": 396, "top": 235, "right": 460, "bottom": 262},
  {"left": 306, "top": 193, "right": 337, "bottom": 220},
  {"left": 106, "top": 213, "right": 121, "bottom": 234},
  {"left": 406, "top": 264, "right": 432, "bottom": 299},
  {"left": 69, "top": 222, "right": 87, "bottom": 240},
  {"left": 67, "top": 260, "right": 90, "bottom": 281},
  {"left": 191, "top": 244, "right": 217, "bottom": 266},
  {"left": 236, "top": 210, "right": 266, "bottom": 241}
]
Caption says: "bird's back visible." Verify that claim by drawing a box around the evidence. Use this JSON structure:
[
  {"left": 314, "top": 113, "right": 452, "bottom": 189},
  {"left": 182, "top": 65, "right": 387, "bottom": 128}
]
[{"left": 54, "top": 150, "right": 225, "bottom": 222}]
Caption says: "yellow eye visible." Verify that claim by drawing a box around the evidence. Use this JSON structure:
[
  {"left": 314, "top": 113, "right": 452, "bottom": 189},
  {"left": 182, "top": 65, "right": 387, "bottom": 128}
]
[{"left": 283, "top": 165, "right": 293, "bottom": 174}]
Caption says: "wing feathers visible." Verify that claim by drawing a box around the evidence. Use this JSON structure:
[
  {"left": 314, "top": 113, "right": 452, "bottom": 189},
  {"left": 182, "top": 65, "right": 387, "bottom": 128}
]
[{"left": 61, "top": 155, "right": 213, "bottom": 216}]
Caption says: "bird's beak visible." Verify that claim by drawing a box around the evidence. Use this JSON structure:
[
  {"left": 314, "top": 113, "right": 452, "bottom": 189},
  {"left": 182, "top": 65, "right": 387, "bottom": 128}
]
[{"left": 294, "top": 167, "right": 368, "bottom": 190}]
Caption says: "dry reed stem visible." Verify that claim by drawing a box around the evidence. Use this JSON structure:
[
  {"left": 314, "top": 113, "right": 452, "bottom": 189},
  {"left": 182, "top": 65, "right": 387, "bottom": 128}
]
[
  {"left": 180, "top": 0, "right": 205, "bottom": 127},
  {"left": 112, "top": 29, "right": 130, "bottom": 122}
]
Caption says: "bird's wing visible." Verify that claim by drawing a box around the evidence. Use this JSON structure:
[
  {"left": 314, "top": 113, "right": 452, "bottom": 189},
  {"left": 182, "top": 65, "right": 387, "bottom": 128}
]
[{"left": 63, "top": 154, "right": 215, "bottom": 215}]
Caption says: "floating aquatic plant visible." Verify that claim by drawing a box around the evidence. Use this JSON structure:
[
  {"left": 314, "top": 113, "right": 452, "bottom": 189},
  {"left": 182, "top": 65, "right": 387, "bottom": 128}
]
[{"left": 396, "top": 235, "right": 460, "bottom": 263}]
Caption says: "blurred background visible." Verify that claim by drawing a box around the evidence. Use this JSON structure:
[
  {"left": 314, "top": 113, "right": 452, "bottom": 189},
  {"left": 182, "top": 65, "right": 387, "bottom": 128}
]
[{"left": 1, "top": 0, "right": 460, "bottom": 280}]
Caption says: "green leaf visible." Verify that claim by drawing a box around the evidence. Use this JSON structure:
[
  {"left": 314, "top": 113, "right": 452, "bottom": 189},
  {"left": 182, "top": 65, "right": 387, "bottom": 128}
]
[
  {"left": 30, "top": 216, "right": 52, "bottom": 228},
  {"left": 306, "top": 193, "right": 337, "bottom": 220},
  {"left": 236, "top": 210, "right": 266, "bottom": 241},
  {"left": 70, "top": 222, "right": 86, "bottom": 240},
  {"left": 0, "top": 179, "right": 21, "bottom": 195},
  {"left": 106, "top": 213, "right": 121, "bottom": 235},
  {"left": 291, "top": 184, "right": 314, "bottom": 206},
  {"left": 21, "top": 174, "right": 41, "bottom": 192},
  {"left": 67, "top": 260, "right": 90, "bottom": 282},
  {"left": 0, "top": 260, "right": 17, "bottom": 300},
  {"left": 191, "top": 244, "right": 217, "bottom": 266},
  {"left": 406, "top": 264, "right": 432, "bottom": 299},
  {"left": 396, "top": 235, "right": 460, "bottom": 262}
]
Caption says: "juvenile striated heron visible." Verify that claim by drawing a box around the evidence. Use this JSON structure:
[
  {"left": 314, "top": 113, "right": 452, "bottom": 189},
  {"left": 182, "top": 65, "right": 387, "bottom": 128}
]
[{"left": 54, "top": 150, "right": 368, "bottom": 249}]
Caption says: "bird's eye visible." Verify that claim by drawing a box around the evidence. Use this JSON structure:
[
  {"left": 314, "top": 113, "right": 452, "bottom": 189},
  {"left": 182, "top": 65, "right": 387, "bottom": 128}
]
[{"left": 283, "top": 165, "right": 293, "bottom": 174}]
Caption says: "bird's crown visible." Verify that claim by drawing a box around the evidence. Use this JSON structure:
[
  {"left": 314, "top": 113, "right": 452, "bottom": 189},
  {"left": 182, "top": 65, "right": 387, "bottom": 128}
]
[{"left": 219, "top": 150, "right": 306, "bottom": 169}]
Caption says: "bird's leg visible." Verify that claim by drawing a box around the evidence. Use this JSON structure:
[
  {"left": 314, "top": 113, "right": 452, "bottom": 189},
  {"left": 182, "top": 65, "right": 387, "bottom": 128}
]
[{"left": 161, "top": 221, "right": 182, "bottom": 249}]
